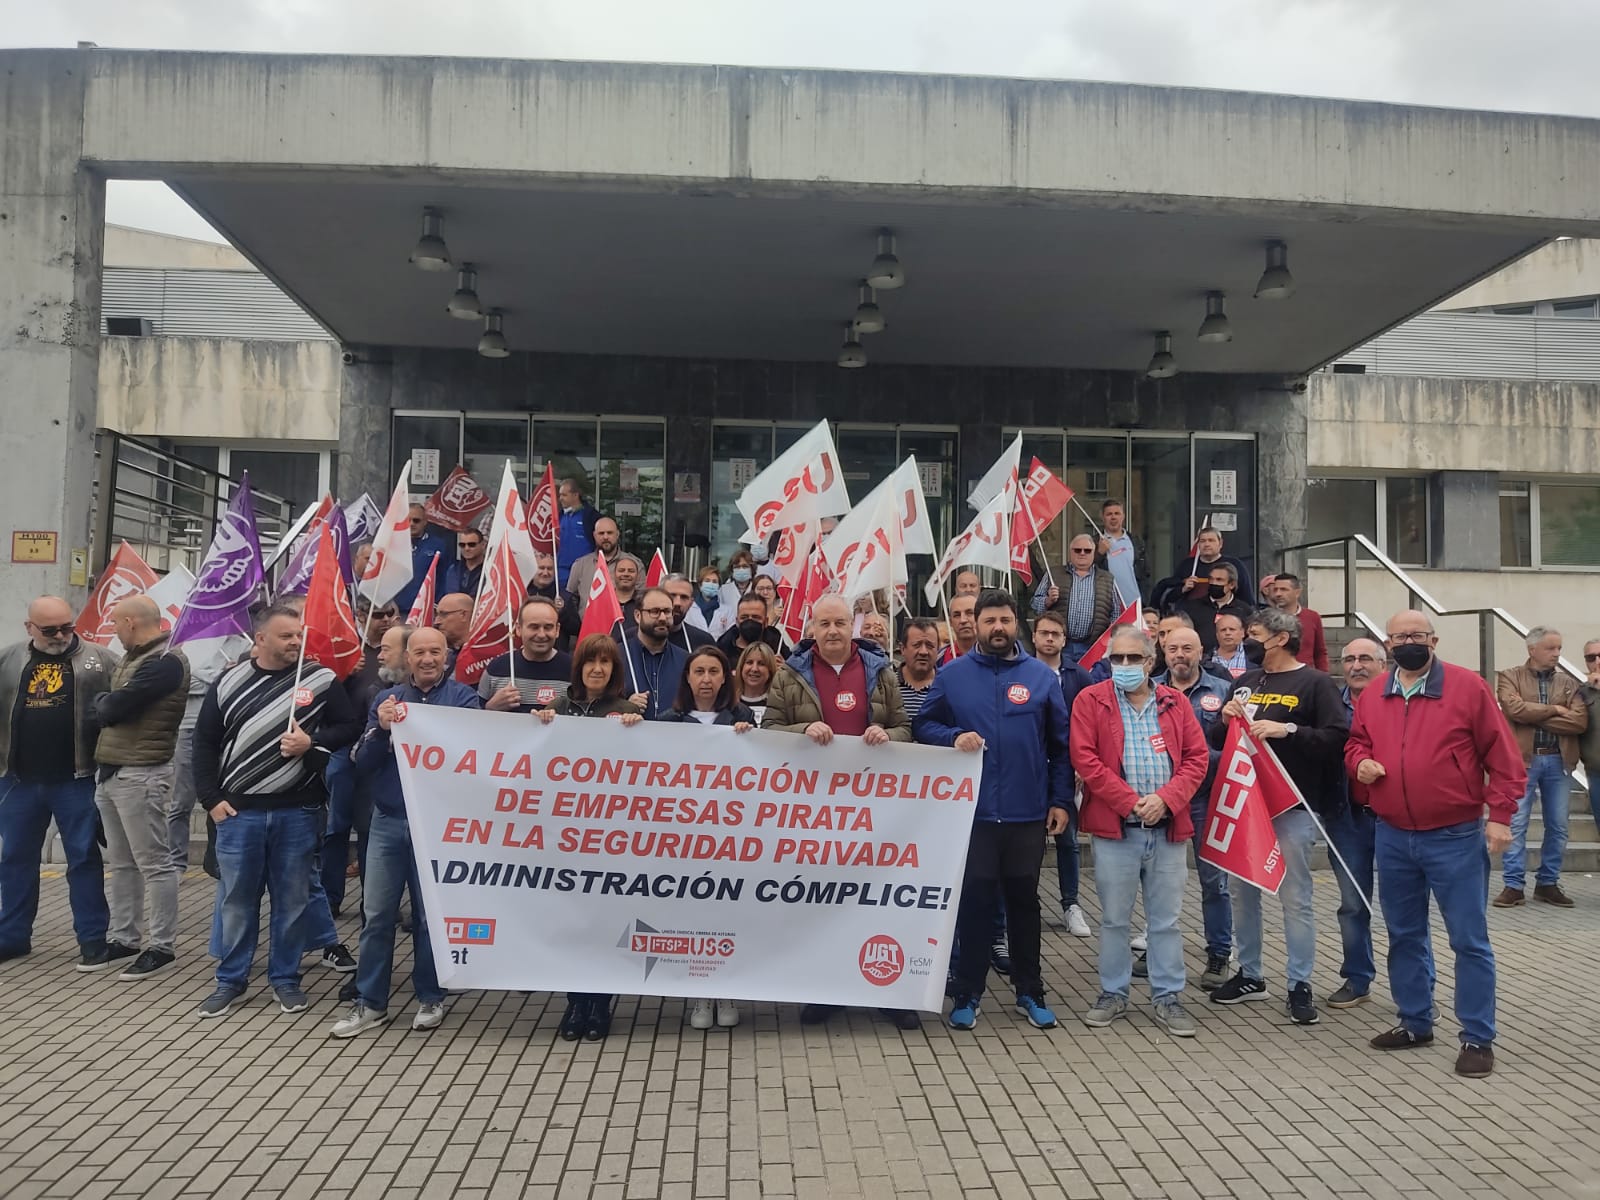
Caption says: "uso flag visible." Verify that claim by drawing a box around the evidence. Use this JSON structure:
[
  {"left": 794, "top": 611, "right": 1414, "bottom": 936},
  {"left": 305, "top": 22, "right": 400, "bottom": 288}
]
[
  {"left": 1199, "top": 719, "right": 1287, "bottom": 893},
  {"left": 170, "top": 473, "right": 265, "bottom": 646}
]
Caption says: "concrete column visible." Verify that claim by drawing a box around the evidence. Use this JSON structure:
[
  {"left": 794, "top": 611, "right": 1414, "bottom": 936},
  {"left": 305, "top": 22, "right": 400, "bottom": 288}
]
[
  {"left": 1430, "top": 470, "right": 1499, "bottom": 570},
  {"left": 0, "top": 51, "right": 102, "bottom": 616},
  {"left": 1249, "top": 381, "right": 1310, "bottom": 574},
  {"left": 337, "top": 348, "right": 393, "bottom": 504}
]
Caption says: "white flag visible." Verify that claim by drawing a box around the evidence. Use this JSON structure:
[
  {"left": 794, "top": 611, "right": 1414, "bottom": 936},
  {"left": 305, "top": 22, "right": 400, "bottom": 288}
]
[
  {"left": 925, "top": 469, "right": 1017, "bottom": 607},
  {"left": 737, "top": 420, "right": 851, "bottom": 546},
  {"left": 967, "top": 432, "right": 1023, "bottom": 512},
  {"left": 480, "top": 460, "right": 540, "bottom": 588},
  {"left": 825, "top": 458, "right": 936, "bottom": 601},
  {"left": 356, "top": 463, "right": 415, "bottom": 607}
]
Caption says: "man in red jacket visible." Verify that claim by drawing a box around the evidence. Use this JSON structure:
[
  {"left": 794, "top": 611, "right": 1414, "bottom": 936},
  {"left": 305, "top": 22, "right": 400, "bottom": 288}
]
[
  {"left": 1345, "top": 610, "right": 1524, "bottom": 1079},
  {"left": 1265, "top": 572, "right": 1328, "bottom": 672},
  {"left": 1071, "top": 626, "right": 1209, "bottom": 1038}
]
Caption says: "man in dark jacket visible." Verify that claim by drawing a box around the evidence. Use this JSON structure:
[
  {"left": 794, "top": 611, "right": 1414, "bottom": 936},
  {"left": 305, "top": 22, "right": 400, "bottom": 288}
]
[
  {"left": 621, "top": 588, "right": 690, "bottom": 720},
  {"left": 396, "top": 504, "right": 452, "bottom": 615},
  {"left": 1180, "top": 563, "right": 1253, "bottom": 656},
  {"left": 331, "top": 626, "right": 483, "bottom": 1038},
  {"left": 1346, "top": 610, "right": 1524, "bottom": 1079},
  {"left": 95, "top": 596, "right": 190, "bottom": 981},
  {"left": 191, "top": 605, "right": 361, "bottom": 1018},
  {"left": 0, "top": 596, "right": 117, "bottom": 969},
  {"left": 916, "top": 590, "right": 1072, "bottom": 1033},
  {"left": 556, "top": 478, "right": 600, "bottom": 593}
]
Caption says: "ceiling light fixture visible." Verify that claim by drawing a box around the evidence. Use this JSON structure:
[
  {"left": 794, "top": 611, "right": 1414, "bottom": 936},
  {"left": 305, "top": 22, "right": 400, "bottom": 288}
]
[
  {"left": 1196, "top": 291, "right": 1233, "bottom": 343},
  {"left": 446, "top": 264, "right": 482, "bottom": 319},
  {"left": 1254, "top": 240, "right": 1295, "bottom": 300},
  {"left": 853, "top": 281, "right": 885, "bottom": 334},
  {"left": 865, "top": 229, "right": 905, "bottom": 290},
  {"left": 409, "top": 207, "right": 451, "bottom": 271},
  {"left": 477, "top": 310, "right": 509, "bottom": 358},
  {"left": 1145, "top": 331, "right": 1178, "bottom": 379},
  {"left": 837, "top": 322, "right": 867, "bottom": 368}
]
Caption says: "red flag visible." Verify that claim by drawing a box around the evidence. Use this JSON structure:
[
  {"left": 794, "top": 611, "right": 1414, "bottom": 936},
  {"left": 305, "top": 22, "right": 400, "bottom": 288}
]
[
  {"left": 76, "top": 542, "right": 160, "bottom": 646},
  {"left": 406, "top": 552, "right": 440, "bottom": 628},
  {"left": 454, "top": 538, "right": 527, "bottom": 685},
  {"left": 1198, "top": 720, "right": 1288, "bottom": 893},
  {"left": 302, "top": 521, "right": 363, "bottom": 680},
  {"left": 1252, "top": 730, "right": 1308, "bottom": 818},
  {"left": 779, "top": 546, "right": 833, "bottom": 648},
  {"left": 579, "top": 553, "right": 625, "bottom": 642},
  {"left": 424, "top": 466, "right": 492, "bottom": 533},
  {"left": 1076, "top": 599, "right": 1142, "bottom": 669},
  {"left": 645, "top": 548, "right": 668, "bottom": 590},
  {"left": 1009, "top": 459, "right": 1075, "bottom": 586},
  {"left": 526, "top": 463, "right": 559, "bottom": 558}
]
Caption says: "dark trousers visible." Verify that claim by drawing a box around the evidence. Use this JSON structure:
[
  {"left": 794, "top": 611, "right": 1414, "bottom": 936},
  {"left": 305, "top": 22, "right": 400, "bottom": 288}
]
[
  {"left": 954, "top": 820, "right": 1046, "bottom": 1001},
  {"left": 1053, "top": 804, "right": 1080, "bottom": 907}
]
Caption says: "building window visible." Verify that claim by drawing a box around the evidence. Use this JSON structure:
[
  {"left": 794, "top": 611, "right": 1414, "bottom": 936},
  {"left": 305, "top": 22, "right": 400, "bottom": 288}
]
[
  {"left": 1500, "top": 481, "right": 1532, "bottom": 567},
  {"left": 1537, "top": 483, "right": 1600, "bottom": 567},
  {"left": 1493, "top": 304, "right": 1536, "bottom": 316},
  {"left": 1305, "top": 478, "right": 1378, "bottom": 551},
  {"left": 1384, "top": 476, "right": 1429, "bottom": 566},
  {"left": 1552, "top": 298, "right": 1598, "bottom": 319}
]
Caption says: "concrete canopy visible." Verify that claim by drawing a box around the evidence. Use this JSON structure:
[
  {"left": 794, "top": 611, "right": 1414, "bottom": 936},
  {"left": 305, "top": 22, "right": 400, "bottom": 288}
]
[{"left": 69, "top": 51, "right": 1600, "bottom": 374}]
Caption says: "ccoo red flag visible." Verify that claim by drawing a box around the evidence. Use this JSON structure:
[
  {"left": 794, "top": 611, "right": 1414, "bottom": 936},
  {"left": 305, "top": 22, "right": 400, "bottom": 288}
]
[
  {"left": 302, "top": 521, "right": 363, "bottom": 680},
  {"left": 1198, "top": 719, "right": 1288, "bottom": 893},
  {"left": 579, "top": 553, "right": 625, "bottom": 642},
  {"left": 406, "top": 552, "right": 441, "bottom": 628},
  {"left": 645, "top": 548, "right": 668, "bottom": 590},
  {"left": 424, "top": 466, "right": 492, "bottom": 533},
  {"left": 76, "top": 541, "right": 160, "bottom": 646},
  {"left": 1076, "top": 598, "right": 1142, "bottom": 669},
  {"left": 526, "top": 463, "right": 559, "bottom": 558}
]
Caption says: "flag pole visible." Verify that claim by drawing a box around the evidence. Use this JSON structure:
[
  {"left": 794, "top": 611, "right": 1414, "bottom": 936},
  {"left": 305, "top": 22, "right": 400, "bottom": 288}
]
[
  {"left": 621, "top": 625, "right": 642, "bottom": 695},
  {"left": 1253, "top": 730, "right": 1373, "bottom": 915},
  {"left": 287, "top": 623, "right": 309, "bottom": 736}
]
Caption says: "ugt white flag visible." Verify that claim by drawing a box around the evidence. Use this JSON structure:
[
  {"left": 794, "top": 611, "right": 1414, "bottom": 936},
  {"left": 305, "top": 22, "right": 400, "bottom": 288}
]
[
  {"left": 737, "top": 420, "right": 851, "bottom": 546},
  {"left": 356, "top": 462, "right": 415, "bottom": 607},
  {"left": 825, "top": 458, "right": 936, "bottom": 601},
  {"left": 966, "top": 432, "right": 1023, "bottom": 512},
  {"left": 925, "top": 469, "right": 1017, "bottom": 607}
]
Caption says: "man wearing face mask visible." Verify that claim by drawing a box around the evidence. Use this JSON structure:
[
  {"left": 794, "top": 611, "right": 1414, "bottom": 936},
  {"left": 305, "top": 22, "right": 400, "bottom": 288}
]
[
  {"left": 1207, "top": 608, "right": 1347, "bottom": 1028},
  {"left": 1180, "top": 563, "right": 1253, "bottom": 657},
  {"left": 1346, "top": 611, "right": 1523, "bottom": 1078},
  {"left": 716, "top": 594, "right": 781, "bottom": 662},
  {"left": 660, "top": 575, "right": 715, "bottom": 651},
  {"left": 1073, "top": 625, "right": 1209, "bottom": 1037}
]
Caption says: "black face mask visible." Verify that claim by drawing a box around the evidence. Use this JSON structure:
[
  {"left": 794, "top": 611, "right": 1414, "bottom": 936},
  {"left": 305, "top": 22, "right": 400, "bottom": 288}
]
[
  {"left": 1241, "top": 638, "right": 1267, "bottom": 666},
  {"left": 737, "top": 619, "right": 765, "bottom": 644},
  {"left": 1392, "top": 643, "right": 1431, "bottom": 672},
  {"left": 1207, "top": 584, "right": 1228, "bottom": 601}
]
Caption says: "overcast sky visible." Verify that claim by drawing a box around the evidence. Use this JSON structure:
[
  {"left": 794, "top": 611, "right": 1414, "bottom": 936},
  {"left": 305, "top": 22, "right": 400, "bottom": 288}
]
[{"left": 8, "top": 0, "right": 1599, "bottom": 242}]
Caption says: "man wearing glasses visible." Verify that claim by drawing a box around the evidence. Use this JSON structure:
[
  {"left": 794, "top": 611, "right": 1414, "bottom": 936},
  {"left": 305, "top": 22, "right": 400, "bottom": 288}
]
[
  {"left": 432, "top": 595, "right": 475, "bottom": 671},
  {"left": 396, "top": 505, "right": 451, "bottom": 615},
  {"left": 442, "top": 526, "right": 487, "bottom": 600},
  {"left": 0, "top": 597, "right": 118, "bottom": 969},
  {"left": 1346, "top": 611, "right": 1523, "bottom": 1078},
  {"left": 1031, "top": 534, "right": 1116, "bottom": 660}
]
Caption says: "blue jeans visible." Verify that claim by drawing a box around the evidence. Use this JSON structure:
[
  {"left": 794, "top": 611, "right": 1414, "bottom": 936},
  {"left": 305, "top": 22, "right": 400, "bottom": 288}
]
[
  {"left": 1054, "top": 806, "right": 1080, "bottom": 907},
  {"left": 1234, "top": 807, "right": 1316, "bottom": 987},
  {"left": 1188, "top": 793, "right": 1232, "bottom": 958},
  {"left": 321, "top": 749, "right": 371, "bottom": 912},
  {"left": 0, "top": 775, "right": 108, "bottom": 951},
  {"left": 209, "top": 805, "right": 321, "bottom": 990},
  {"left": 1376, "top": 817, "right": 1495, "bottom": 1046},
  {"left": 1503, "top": 753, "right": 1569, "bottom": 889},
  {"left": 1092, "top": 828, "right": 1187, "bottom": 1000},
  {"left": 1325, "top": 803, "right": 1376, "bottom": 993},
  {"left": 355, "top": 809, "right": 443, "bottom": 1011}
]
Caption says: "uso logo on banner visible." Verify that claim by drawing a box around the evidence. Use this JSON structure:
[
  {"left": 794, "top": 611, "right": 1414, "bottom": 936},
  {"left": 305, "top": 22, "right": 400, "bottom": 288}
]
[{"left": 859, "top": 935, "right": 905, "bottom": 986}]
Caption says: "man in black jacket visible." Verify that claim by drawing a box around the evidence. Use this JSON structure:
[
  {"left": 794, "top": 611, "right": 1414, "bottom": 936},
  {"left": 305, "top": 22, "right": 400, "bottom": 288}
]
[{"left": 1180, "top": 563, "right": 1253, "bottom": 656}]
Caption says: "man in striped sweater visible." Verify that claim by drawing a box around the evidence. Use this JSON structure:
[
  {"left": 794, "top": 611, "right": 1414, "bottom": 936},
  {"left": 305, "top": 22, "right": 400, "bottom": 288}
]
[{"left": 191, "top": 606, "right": 362, "bottom": 1018}]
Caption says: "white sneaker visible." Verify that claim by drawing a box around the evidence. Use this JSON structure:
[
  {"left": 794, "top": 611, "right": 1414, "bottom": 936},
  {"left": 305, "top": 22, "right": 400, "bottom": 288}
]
[
  {"left": 1131, "top": 929, "right": 1148, "bottom": 952},
  {"left": 688, "top": 998, "right": 715, "bottom": 1030},
  {"left": 329, "top": 1003, "right": 392, "bottom": 1039},
  {"left": 412, "top": 1002, "right": 445, "bottom": 1031},
  {"left": 715, "top": 999, "right": 740, "bottom": 1028},
  {"left": 1064, "top": 904, "right": 1092, "bottom": 938}
]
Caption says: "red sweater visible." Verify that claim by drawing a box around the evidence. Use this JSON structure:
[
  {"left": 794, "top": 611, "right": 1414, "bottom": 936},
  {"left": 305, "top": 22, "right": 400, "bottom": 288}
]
[
  {"left": 1344, "top": 660, "right": 1526, "bottom": 830},
  {"left": 1070, "top": 682, "right": 1210, "bottom": 843},
  {"left": 1294, "top": 608, "right": 1329, "bottom": 673}
]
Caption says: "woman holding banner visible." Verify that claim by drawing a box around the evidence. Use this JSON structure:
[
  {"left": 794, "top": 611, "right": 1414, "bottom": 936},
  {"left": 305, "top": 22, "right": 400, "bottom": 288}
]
[
  {"left": 535, "top": 635, "right": 644, "bottom": 1042},
  {"left": 735, "top": 643, "right": 779, "bottom": 726},
  {"left": 656, "top": 646, "right": 756, "bottom": 1030}
]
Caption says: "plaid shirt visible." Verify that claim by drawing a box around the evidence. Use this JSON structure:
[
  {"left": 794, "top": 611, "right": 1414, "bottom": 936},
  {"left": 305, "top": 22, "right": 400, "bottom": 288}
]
[
  {"left": 1534, "top": 669, "right": 1559, "bottom": 752},
  {"left": 1065, "top": 569, "right": 1097, "bottom": 641},
  {"left": 1116, "top": 688, "right": 1173, "bottom": 806}
]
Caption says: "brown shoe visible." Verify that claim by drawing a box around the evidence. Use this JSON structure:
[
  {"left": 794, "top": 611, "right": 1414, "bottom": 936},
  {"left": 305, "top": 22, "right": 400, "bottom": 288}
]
[
  {"left": 1491, "top": 887, "right": 1524, "bottom": 908},
  {"left": 1533, "top": 883, "right": 1574, "bottom": 907},
  {"left": 1455, "top": 1042, "right": 1494, "bottom": 1078},
  {"left": 1370, "top": 1025, "right": 1434, "bottom": 1051}
]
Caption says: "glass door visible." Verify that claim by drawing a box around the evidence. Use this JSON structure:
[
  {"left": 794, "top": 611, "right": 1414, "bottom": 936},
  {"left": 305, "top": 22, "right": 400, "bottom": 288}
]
[
  {"left": 1193, "top": 436, "right": 1257, "bottom": 594},
  {"left": 1130, "top": 436, "right": 1191, "bottom": 589}
]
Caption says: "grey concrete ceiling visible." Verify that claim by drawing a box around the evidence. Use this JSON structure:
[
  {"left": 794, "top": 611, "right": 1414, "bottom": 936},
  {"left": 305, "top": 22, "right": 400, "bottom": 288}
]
[{"left": 174, "top": 173, "right": 1540, "bottom": 374}]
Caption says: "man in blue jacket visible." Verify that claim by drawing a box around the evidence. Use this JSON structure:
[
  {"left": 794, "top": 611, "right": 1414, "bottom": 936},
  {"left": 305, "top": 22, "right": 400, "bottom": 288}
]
[
  {"left": 395, "top": 504, "right": 453, "bottom": 615},
  {"left": 915, "top": 589, "right": 1072, "bottom": 1032},
  {"left": 329, "top": 626, "right": 482, "bottom": 1039},
  {"left": 556, "top": 478, "right": 600, "bottom": 593}
]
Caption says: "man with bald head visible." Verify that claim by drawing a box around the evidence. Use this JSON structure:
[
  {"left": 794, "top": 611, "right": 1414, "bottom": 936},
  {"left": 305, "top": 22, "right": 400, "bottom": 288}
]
[
  {"left": 91, "top": 595, "right": 191, "bottom": 980},
  {"left": 764, "top": 593, "right": 913, "bottom": 1029},
  {"left": 1346, "top": 611, "right": 1524, "bottom": 1077},
  {"left": 0, "top": 596, "right": 118, "bottom": 968},
  {"left": 432, "top": 594, "right": 475, "bottom": 664},
  {"left": 333, "top": 625, "right": 483, "bottom": 1038},
  {"left": 565, "top": 516, "right": 644, "bottom": 619}
]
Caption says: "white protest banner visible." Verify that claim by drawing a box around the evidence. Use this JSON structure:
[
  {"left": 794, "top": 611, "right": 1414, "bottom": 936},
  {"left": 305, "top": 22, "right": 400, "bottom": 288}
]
[{"left": 393, "top": 706, "right": 981, "bottom": 1011}]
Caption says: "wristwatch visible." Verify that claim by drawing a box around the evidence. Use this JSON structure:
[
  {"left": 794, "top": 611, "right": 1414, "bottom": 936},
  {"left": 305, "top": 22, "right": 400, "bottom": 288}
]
[{"left": 1283, "top": 722, "right": 1298, "bottom": 736}]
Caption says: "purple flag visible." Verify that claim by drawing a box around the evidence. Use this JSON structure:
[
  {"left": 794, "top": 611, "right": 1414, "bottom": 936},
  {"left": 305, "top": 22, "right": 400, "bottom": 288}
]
[
  {"left": 170, "top": 472, "right": 266, "bottom": 646},
  {"left": 277, "top": 502, "right": 354, "bottom": 595},
  {"left": 342, "top": 493, "right": 383, "bottom": 544}
]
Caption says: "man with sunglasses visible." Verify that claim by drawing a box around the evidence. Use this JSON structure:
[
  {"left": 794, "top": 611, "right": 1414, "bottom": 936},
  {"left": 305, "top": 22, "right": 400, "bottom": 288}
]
[
  {"left": 442, "top": 526, "right": 487, "bottom": 599},
  {"left": 1031, "top": 534, "right": 1116, "bottom": 660},
  {"left": 0, "top": 597, "right": 118, "bottom": 968},
  {"left": 396, "top": 505, "right": 451, "bottom": 616}
]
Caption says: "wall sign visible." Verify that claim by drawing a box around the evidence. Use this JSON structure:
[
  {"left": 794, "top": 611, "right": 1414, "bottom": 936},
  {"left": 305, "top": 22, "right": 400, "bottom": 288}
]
[
  {"left": 673, "top": 472, "right": 702, "bottom": 504},
  {"left": 728, "top": 458, "right": 758, "bottom": 492},
  {"left": 411, "top": 448, "right": 441, "bottom": 488},
  {"left": 1209, "top": 470, "right": 1238, "bottom": 506},
  {"left": 11, "top": 531, "right": 58, "bottom": 563}
]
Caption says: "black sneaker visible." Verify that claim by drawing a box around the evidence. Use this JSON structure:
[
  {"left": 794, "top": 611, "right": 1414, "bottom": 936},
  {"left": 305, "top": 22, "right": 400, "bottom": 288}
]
[
  {"left": 1200, "top": 954, "right": 1232, "bottom": 991},
  {"left": 76, "top": 941, "right": 138, "bottom": 973},
  {"left": 0, "top": 945, "right": 31, "bottom": 965},
  {"left": 1131, "top": 951, "right": 1148, "bottom": 979},
  {"left": 879, "top": 1007, "right": 922, "bottom": 1031},
  {"left": 1370, "top": 1025, "right": 1434, "bottom": 1051},
  {"left": 338, "top": 978, "right": 359, "bottom": 1004},
  {"left": 990, "top": 937, "right": 1012, "bottom": 976},
  {"left": 800, "top": 1004, "right": 839, "bottom": 1025},
  {"left": 1286, "top": 982, "right": 1320, "bottom": 1026},
  {"left": 1209, "top": 972, "right": 1269, "bottom": 1005},
  {"left": 321, "top": 943, "right": 357, "bottom": 973},
  {"left": 119, "top": 949, "right": 176, "bottom": 980}
]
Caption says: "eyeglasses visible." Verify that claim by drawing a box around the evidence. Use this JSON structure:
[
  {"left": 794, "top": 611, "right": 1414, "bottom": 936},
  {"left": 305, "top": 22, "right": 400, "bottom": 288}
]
[
  {"left": 1070, "top": 547, "right": 1095, "bottom": 555},
  {"left": 435, "top": 607, "right": 470, "bottom": 619},
  {"left": 640, "top": 607, "right": 673, "bottom": 618},
  {"left": 1585, "top": 653, "right": 1600, "bottom": 663},
  {"left": 372, "top": 608, "right": 398, "bottom": 619},
  {"left": 1390, "top": 632, "right": 1433, "bottom": 644},
  {"left": 1106, "top": 653, "right": 1146, "bottom": 666},
  {"left": 30, "top": 623, "right": 72, "bottom": 637}
]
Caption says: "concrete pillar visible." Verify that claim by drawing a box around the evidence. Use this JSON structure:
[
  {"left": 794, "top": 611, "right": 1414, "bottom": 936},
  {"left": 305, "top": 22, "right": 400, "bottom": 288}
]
[
  {"left": 337, "top": 348, "right": 393, "bottom": 504},
  {"left": 0, "top": 51, "right": 102, "bottom": 617},
  {"left": 1250, "top": 381, "right": 1310, "bottom": 575},
  {"left": 1430, "top": 470, "right": 1500, "bottom": 570}
]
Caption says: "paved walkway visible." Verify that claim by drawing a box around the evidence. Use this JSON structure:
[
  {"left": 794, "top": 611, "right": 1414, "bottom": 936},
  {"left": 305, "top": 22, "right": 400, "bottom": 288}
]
[{"left": 1, "top": 864, "right": 1597, "bottom": 1199}]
